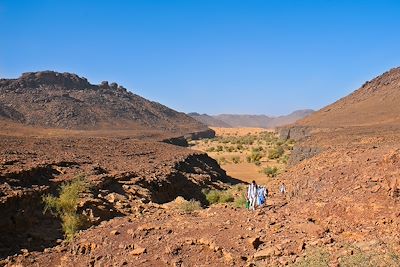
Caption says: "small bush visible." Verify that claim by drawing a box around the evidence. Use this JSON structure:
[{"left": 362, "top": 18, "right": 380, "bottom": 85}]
[
  {"left": 206, "top": 147, "right": 215, "bottom": 152},
  {"left": 252, "top": 146, "right": 263, "bottom": 152},
  {"left": 204, "top": 189, "right": 234, "bottom": 205},
  {"left": 179, "top": 199, "right": 202, "bottom": 213},
  {"left": 248, "top": 151, "right": 263, "bottom": 163},
  {"left": 219, "top": 192, "right": 234, "bottom": 203},
  {"left": 246, "top": 155, "right": 252, "bottom": 163},
  {"left": 226, "top": 146, "right": 236, "bottom": 152},
  {"left": 218, "top": 157, "right": 227, "bottom": 165},
  {"left": 232, "top": 156, "right": 241, "bottom": 164},
  {"left": 234, "top": 193, "right": 247, "bottom": 208},
  {"left": 43, "top": 176, "right": 89, "bottom": 240},
  {"left": 268, "top": 146, "right": 284, "bottom": 159},
  {"left": 263, "top": 166, "right": 278, "bottom": 177},
  {"left": 61, "top": 213, "right": 86, "bottom": 239},
  {"left": 280, "top": 155, "right": 289, "bottom": 164},
  {"left": 236, "top": 144, "right": 244, "bottom": 151},
  {"left": 231, "top": 184, "right": 245, "bottom": 192},
  {"left": 205, "top": 189, "right": 220, "bottom": 204}
]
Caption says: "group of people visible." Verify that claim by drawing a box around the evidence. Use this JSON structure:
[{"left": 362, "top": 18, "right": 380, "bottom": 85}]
[{"left": 246, "top": 180, "right": 286, "bottom": 210}]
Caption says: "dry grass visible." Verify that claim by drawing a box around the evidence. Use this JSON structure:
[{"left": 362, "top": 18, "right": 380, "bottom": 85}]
[{"left": 167, "top": 196, "right": 202, "bottom": 213}]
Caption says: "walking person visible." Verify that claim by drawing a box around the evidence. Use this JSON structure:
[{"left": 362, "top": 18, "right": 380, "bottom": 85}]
[
  {"left": 280, "top": 183, "right": 286, "bottom": 195},
  {"left": 247, "top": 180, "right": 258, "bottom": 210},
  {"left": 257, "top": 186, "right": 266, "bottom": 207}
]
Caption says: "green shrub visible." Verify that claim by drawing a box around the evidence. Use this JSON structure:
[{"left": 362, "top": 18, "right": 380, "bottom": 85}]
[
  {"left": 268, "top": 146, "right": 284, "bottom": 159},
  {"left": 227, "top": 146, "right": 236, "bottom": 152},
  {"left": 43, "top": 176, "right": 89, "bottom": 240},
  {"left": 232, "top": 156, "right": 241, "bottom": 164},
  {"left": 234, "top": 193, "right": 247, "bottom": 208},
  {"left": 252, "top": 146, "right": 263, "bottom": 152},
  {"left": 219, "top": 192, "right": 234, "bottom": 203},
  {"left": 205, "top": 189, "right": 220, "bottom": 204},
  {"left": 206, "top": 147, "right": 215, "bottom": 152},
  {"left": 246, "top": 155, "right": 252, "bottom": 163},
  {"left": 231, "top": 184, "right": 245, "bottom": 192},
  {"left": 216, "top": 145, "right": 223, "bottom": 152},
  {"left": 248, "top": 151, "right": 263, "bottom": 162},
  {"left": 61, "top": 213, "right": 86, "bottom": 239},
  {"left": 262, "top": 166, "right": 278, "bottom": 177},
  {"left": 236, "top": 144, "right": 244, "bottom": 151},
  {"left": 280, "top": 155, "right": 289, "bottom": 164},
  {"left": 204, "top": 189, "right": 234, "bottom": 205}
]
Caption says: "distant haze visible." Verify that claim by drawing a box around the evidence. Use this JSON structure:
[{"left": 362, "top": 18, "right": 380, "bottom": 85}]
[{"left": 189, "top": 109, "right": 314, "bottom": 128}]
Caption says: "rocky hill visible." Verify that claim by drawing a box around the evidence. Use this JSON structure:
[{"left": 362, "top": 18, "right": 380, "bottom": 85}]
[
  {"left": 297, "top": 67, "right": 400, "bottom": 128},
  {"left": 0, "top": 71, "right": 210, "bottom": 138},
  {"left": 189, "top": 110, "right": 314, "bottom": 128}
]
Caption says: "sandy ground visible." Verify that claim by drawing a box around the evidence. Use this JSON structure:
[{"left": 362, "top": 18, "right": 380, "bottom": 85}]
[{"left": 191, "top": 127, "right": 291, "bottom": 188}]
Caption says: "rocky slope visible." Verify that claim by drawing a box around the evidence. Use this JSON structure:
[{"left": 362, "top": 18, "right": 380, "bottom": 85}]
[
  {"left": 189, "top": 110, "right": 314, "bottom": 129},
  {"left": 0, "top": 135, "right": 237, "bottom": 260},
  {"left": 0, "top": 71, "right": 210, "bottom": 139},
  {"left": 297, "top": 67, "right": 400, "bottom": 128}
]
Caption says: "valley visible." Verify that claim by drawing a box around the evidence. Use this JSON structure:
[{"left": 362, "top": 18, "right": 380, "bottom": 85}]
[
  {"left": 190, "top": 127, "right": 294, "bottom": 185},
  {"left": 2, "top": 68, "right": 400, "bottom": 266}
]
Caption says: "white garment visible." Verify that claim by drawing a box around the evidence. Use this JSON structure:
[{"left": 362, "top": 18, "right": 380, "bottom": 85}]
[
  {"left": 247, "top": 183, "right": 257, "bottom": 210},
  {"left": 280, "top": 184, "right": 286, "bottom": 194}
]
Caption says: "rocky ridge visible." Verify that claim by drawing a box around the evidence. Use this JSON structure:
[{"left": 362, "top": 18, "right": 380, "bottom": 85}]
[{"left": 0, "top": 71, "right": 209, "bottom": 138}]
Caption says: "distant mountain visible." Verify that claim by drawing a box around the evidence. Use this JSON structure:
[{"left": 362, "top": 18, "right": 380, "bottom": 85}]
[
  {"left": 187, "top": 113, "right": 232, "bottom": 128},
  {"left": 188, "top": 109, "right": 314, "bottom": 128},
  {"left": 0, "top": 71, "right": 209, "bottom": 137}
]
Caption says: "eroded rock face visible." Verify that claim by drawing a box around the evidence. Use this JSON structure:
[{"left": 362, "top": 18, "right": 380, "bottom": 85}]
[
  {"left": 287, "top": 146, "right": 323, "bottom": 166},
  {"left": 277, "top": 126, "right": 311, "bottom": 141}
]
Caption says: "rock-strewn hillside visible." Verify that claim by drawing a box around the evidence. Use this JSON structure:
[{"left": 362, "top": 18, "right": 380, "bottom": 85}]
[
  {"left": 0, "top": 71, "right": 208, "bottom": 136},
  {"left": 297, "top": 67, "right": 400, "bottom": 128}
]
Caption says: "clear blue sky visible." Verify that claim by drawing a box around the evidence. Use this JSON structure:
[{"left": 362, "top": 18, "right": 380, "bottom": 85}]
[{"left": 1, "top": 0, "right": 400, "bottom": 115}]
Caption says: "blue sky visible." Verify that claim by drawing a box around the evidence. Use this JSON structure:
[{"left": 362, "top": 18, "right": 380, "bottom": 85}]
[{"left": 1, "top": 0, "right": 400, "bottom": 115}]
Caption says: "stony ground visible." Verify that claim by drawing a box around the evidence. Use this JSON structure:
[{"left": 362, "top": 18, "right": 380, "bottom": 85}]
[
  {"left": 0, "top": 134, "right": 235, "bottom": 260},
  {"left": 2, "top": 124, "right": 400, "bottom": 266}
]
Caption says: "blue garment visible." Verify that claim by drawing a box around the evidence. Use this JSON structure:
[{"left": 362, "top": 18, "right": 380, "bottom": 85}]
[{"left": 257, "top": 187, "right": 265, "bottom": 205}]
